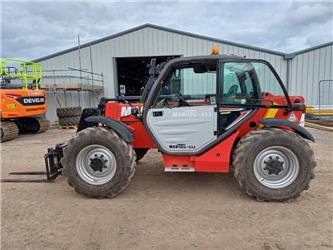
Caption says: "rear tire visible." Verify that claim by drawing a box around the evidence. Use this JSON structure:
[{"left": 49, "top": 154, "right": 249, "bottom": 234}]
[
  {"left": 233, "top": 128, "right": 315, "bottom": 201},
  {"left": 62, "top": 127, "right": 136, "bottom": 198}
]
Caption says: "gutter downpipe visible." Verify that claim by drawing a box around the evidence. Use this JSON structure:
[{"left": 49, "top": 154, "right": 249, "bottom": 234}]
[{"left": 284, "top": 53, "right": 295, "bottom": 92}]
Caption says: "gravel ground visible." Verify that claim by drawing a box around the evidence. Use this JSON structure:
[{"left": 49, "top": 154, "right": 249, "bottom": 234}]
[{"left": 1, "top": 128, "right": 332, "bottom": 250}]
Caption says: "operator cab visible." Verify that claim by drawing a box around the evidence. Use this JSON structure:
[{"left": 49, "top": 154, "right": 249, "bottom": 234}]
[{"left": 143, "top": 54, "right": 292, "bottom": 154}]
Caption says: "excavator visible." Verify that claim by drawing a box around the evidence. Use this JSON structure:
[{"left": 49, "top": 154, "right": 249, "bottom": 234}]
[{"left": 0, "top": 59, "right": 49, "bottom": 142}]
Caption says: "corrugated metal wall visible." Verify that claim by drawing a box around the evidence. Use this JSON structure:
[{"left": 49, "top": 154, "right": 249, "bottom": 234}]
[
  {"left": 39, "top": 26, "right": 332, "bottom": 120},
  {"left": 39, "top": 27, "right": 287, "bottom": 121},
  {"left": 289, "top": 43, "right": 333, "bottom": 107}
]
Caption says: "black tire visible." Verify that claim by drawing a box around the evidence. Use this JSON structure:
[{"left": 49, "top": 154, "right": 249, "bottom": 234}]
[
  {"left": 56, "top": 107, "right": 82, "bottom": 118},
  {"left": 233, "top": 128, "right": 315, "bottom": 201},
  {"left": 59, "top": 116, "right": 80, "bottom": 126},
  {"left": 62, "top": 127, "right": 136, "bottom": 198},
  {"left": 134, "top": 148, "right": 149, "bottom": 162},
  {"left": 1, "top": 121, "right": 19, "bottom": 142}
]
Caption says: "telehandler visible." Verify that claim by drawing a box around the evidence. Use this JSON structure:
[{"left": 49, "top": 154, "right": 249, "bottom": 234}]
[{"left": 45, "top": 52, "right": 315, "bottom": 201}]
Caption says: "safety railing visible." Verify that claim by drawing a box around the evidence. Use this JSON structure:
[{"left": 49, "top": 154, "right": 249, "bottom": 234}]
[
  {"left": 0, "top": 58, "right": 43, "bottom": 89},
  {"left": 41, "top": 68, "right": 104, "bottom": 107},
  {"left": 41, "top": 68, "right": 104, "bottom": 90}
]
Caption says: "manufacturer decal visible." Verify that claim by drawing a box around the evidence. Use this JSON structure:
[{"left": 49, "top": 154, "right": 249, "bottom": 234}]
[
  {"left": 28, "top": 90, "right": 44, "bottom": 96},
  {"left": 169, "top": 144, "right": 196, "bottom": 149},
  {"left": 6, "top": 103, "right": 16, "bottom": 109},
  {"left": 171, "top": 110, "right": 212, "bottom": 118},
  {"left": 120, "top": 106, "right": 143, "bottom": 117},
  {"left": 17, "top": 96, "right": 45, "bottom": 106}
]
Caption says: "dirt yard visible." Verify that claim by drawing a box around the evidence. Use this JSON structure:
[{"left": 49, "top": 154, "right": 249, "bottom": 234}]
[{"left": 1, "top": 127, "right": 332, "bottom": 250}]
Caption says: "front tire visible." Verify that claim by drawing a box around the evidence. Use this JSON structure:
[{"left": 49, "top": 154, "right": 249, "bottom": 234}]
[
  {"left": 62, "top": 127, "right": 136, "bottom": 198},
  {"left": 233, "top": 128, "right": 315, "bottom": 201}
]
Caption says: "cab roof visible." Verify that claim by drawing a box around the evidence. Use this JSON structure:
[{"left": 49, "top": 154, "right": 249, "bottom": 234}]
[{"left": 168, "top": 54, "right": 246, "bottom": 64}]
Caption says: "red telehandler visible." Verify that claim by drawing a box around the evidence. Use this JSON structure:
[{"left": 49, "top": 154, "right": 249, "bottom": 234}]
[{"left": 45, "top": 53, "right": 315, "bottom": 201}]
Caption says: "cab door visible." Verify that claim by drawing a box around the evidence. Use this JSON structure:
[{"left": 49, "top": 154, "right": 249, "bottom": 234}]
[{"left": 146, "top": 62, "right": 218, "bottom": 154}]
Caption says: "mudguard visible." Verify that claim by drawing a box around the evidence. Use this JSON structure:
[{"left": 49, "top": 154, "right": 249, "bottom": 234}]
[
  {"left": 84, "top": 116, "right": 134, "bottom": 143},
  {"left": 260, "top": 118, "right": 315, "bottom": 142},
  {"left": 77, "top": 108, "right": 99, "bottom": 132}
]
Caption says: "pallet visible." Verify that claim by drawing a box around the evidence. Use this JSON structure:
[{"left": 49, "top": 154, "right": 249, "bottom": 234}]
[
  {"left": 305, "top": 121, "right": 333, "bottom": 132},
  {"left": 306, "top": 106, "right": 333, "bottom": 116}
]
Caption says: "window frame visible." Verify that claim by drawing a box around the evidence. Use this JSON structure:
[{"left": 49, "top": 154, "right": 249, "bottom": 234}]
[
  {"left": 152, "top": 60, "right": 219, "bottom": 108},
  {"left": 218, "top": 58, "right": 292, "bottom": 108}
]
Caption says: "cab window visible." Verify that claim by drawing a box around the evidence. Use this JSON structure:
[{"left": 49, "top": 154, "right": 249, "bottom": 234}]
[
  {"left": 221, "top": 62, "right": 287, "bottom": 105},
  {"left": 155, "top": 63, "right": 217, "bottom": 108}
]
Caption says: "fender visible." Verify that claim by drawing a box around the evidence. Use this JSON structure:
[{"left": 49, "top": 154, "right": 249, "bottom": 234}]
[
  {"left": 84, "top": 116, "right": 134, "bottom": 143},
  {"left": 77, "top": 108, "right": 99, "bottom": 132},
  {"left": 260, "top": 118, "right": 315, "bottom": 142}
]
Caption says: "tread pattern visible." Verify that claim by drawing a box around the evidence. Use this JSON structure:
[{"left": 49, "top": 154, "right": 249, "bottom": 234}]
[
  {"left": 62, "top": 127, "right": 136, "bottom": 198},
  {"left": 1, "top": 122, "right": 19, "bottom": 142},
  {"left": 59, "top": 116, "right": 80, "bottom": 126},
  {"left": 56, "top": 107, "right": 82, "bottom": 118},
  {"left": 233, "top": 128, "right": 316, "bottom": 201},
  {"left": 35, "top": 117, "right": 50, "bottom": 133}
]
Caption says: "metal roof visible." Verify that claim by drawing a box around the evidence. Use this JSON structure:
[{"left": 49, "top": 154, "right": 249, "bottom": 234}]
[
  {"left": 291, "top": 41, "right": 333, "bottom": 56},
  {"left": 33, "top": 23, "right": 333, "bottom": 62}
]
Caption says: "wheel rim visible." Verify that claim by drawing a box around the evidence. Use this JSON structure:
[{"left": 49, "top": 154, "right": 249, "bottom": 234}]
[
  {"left": 76, "top": 144, "right": 117, "bottom": 185},
  {"left": 253, "top": 146, "right": 299, "bottom": 189}
]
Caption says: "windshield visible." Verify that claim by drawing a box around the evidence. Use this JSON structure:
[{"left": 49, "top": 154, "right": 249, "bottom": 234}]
[{"left": 221, "top": 61, "right": 289, "bottom": 106}]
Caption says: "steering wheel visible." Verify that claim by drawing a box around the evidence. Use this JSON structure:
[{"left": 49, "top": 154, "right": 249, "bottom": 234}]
[
  {"left": 227, "top": 85, "right": 239, "bottom": 96},
  {"left": 175, "top": 93, "right": 191, "bottom": 107}
]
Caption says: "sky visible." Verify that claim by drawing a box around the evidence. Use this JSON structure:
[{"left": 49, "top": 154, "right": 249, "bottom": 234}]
[{"left": 1, "top": 1, "right": 333, "bottom": 60}]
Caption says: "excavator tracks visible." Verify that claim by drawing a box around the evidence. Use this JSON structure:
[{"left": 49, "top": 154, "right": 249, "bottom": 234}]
[
  {"left": 35, "top": 117, "right": 50, "bottom": 133},
  {"left": 1, "top": 121, "right": 19, "bottom": 142},
  {"left": 1, "top": 117, "right": 49, "bottom": 143},
  {"left": 15, "top": 117, "right": 50, "bottom": 134}
]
